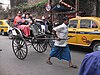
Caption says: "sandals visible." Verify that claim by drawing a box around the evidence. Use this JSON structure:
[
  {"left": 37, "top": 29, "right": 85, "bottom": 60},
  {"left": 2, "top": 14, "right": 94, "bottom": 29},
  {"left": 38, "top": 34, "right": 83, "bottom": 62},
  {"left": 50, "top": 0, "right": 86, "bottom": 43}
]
[
  {"left": 69, "top": 65, "right": 78, "bottom": 69},
  {"left": 46, "top": 60, "right": 53, "bottom": 65}
]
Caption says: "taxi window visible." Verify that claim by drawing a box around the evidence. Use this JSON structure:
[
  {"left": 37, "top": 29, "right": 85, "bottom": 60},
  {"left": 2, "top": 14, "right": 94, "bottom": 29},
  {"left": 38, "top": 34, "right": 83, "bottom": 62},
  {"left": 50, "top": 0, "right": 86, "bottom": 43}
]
[
  {"left": 0, "top": 21, "right": 3, "bottom": 25},
  {"left": 69, "top": 20, "right": 78, "bottom": 28},
  {"left": 80, "top": 19, "right": 91, "bottom": 28}
]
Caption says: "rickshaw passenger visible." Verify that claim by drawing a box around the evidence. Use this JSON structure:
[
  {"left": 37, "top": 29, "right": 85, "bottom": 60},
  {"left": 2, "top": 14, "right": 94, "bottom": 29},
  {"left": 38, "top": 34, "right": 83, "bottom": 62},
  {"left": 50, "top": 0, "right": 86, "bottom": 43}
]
[
  {"left": 14, "top": 11, "right": 30, "bottom": 37},
  {"left": 24, "top": 13, "right": 32, "bottom": 25},
  {"left": 30, "top": 19, "right": 41, "bottom": 36}
]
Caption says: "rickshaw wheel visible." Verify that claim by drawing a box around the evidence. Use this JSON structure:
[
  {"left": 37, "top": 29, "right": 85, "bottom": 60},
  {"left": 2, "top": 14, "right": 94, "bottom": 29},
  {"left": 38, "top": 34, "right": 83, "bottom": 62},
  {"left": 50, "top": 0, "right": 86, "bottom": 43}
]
[
  {"left": 12, "top": 36, "right": 28, "bottom": 60},
  {"left": 32, "top": 39, "right": 47, "bottom": 53}
]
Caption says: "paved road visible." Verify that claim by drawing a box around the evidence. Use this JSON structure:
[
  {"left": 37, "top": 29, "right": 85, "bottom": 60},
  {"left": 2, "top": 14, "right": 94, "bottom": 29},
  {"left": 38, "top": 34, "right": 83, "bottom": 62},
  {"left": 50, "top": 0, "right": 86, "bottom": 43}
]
[{"left": 0, "top": 36, "right": 91, "bottom": 75}]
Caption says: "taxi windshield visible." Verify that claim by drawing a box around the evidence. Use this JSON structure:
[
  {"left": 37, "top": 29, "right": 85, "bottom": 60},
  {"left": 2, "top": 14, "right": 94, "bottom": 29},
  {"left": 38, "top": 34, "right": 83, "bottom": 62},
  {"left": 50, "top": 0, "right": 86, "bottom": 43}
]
[{"left": 4, "top": 20, "right": 11, "bottom": 26}]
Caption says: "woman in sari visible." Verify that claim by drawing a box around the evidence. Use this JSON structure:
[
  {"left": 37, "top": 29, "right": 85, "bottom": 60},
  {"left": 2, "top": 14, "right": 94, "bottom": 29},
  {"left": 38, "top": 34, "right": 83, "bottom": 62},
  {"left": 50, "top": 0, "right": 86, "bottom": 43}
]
[{"left": 14, "top": 11, "right": 30, "bottom": 37}]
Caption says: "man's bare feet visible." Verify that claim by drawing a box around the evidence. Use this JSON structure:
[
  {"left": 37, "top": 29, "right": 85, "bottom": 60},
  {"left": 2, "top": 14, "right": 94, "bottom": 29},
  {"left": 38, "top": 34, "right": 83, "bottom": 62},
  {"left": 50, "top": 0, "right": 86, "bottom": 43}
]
[
  {"left": 46, "top": 60, "right": 53, "bottom": 65},
  {"left": 69, "top": 65, "right": 78, "bottom": 69}
]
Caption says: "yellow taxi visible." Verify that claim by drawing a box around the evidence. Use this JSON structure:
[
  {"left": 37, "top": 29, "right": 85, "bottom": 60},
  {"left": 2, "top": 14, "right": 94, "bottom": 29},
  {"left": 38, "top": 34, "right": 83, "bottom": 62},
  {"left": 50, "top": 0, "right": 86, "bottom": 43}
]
[
  {"left": 0, "top": 20, "right": 9, "bottom": 36},
  {"left": 68, "top": 17, "right": 100, "bottom": 51}
]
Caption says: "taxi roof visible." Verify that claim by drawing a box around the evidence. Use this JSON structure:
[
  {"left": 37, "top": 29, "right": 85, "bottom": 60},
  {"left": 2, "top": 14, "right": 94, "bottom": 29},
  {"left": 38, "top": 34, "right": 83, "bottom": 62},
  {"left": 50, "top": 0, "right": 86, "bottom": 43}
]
[
  {"left": 70, "top": 16, "right": 100, "bottom": 21},
  {"left": 0, "top": 20, "right": 8, "bottom": 22},
  {"left": 69, "top": 16, "right": 100, "bottom": 26}
]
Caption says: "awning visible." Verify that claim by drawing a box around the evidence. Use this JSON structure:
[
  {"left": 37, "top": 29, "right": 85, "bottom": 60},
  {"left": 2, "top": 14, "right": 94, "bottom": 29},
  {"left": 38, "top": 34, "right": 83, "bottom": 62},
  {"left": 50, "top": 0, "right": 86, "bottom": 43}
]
[{"left": 51, "top": 4, "right": 74, "bottom": 12}]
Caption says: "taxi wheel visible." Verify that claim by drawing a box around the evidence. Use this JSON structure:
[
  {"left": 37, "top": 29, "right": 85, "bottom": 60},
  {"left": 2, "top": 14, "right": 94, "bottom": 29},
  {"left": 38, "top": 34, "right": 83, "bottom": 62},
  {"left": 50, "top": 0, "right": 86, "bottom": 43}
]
[
  {"left": 8, "top": 30, "right": 13, "bottom": 39},
  {"left": 92, "top": 42, "right": 100, "bottom": 51},
  {"left": 1, "top": 30, "right": 5, "bottom": 36}
]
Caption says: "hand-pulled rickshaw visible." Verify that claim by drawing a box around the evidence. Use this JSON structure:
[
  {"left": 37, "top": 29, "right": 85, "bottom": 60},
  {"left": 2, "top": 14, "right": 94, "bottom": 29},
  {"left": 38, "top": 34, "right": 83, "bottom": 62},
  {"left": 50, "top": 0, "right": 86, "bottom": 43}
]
[
  {"left": 11, "top": 23, "right": 54, "bottom": 60},
  {"left": 11, "top": 20, "right": 72, "bottom": 60}
]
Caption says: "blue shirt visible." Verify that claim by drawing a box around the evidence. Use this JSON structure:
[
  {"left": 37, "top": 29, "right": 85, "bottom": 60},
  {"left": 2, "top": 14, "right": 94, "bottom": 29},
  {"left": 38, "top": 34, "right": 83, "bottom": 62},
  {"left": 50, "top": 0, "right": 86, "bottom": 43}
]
[{"left": 79, "top": 51, "right": 100, "bottom": 75}]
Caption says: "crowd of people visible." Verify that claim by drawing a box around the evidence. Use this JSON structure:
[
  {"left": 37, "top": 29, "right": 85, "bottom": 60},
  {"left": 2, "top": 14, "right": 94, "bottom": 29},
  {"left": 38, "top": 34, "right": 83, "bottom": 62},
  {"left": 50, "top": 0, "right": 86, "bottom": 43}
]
[{"left": 13, "top": 11, "right": 52, "bottom": 37}]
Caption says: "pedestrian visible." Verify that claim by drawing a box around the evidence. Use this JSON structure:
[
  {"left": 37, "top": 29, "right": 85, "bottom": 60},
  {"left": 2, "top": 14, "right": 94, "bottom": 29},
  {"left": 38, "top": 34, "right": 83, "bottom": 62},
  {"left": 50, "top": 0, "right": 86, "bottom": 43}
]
[
  {"left": 29, "top": 13, "right": 34, "bottom": 24},
  {"left": 22, "top": 10, "right": 27, "bottom": 19},
  {"left": 46, "top": 16, "right": 53, "bottom": 34},
  {"left": 79, "top": 50, "right": 100, "bottom": 75},
  {"left": 42, "top": 16, "right": 49, "bottom": 33},
  {"left": 46, "top": 17, "right": 78, "bottom": 69}
]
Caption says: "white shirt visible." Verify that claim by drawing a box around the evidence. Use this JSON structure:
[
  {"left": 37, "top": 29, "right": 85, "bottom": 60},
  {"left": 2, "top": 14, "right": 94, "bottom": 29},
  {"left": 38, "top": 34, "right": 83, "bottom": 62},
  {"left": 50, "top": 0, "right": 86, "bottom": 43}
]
[{"left": 53, "top": 23, "right": 68, "bottom": 47}]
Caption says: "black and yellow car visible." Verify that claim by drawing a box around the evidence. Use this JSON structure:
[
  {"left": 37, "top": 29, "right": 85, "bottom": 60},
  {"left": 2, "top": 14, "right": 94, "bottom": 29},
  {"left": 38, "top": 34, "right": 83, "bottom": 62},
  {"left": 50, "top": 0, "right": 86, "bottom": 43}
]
[
  {"left": 0, "top": 20, "right": 9, "bottom": 36},
  {"left": 68, "top": 17, "right": 100, "bottom": 51}
]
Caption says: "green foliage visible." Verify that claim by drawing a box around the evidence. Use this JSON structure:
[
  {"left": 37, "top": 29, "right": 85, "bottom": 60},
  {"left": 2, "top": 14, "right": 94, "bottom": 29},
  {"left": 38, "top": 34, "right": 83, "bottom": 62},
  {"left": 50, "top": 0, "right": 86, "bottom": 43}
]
[
  {"left": 15, "top": 0, "right": 48, "bottom": 10},
  {"left": 16, "top": 2, "right": 30, "bottom": 10},
  {"left": 35, "top": 0, "right": 48, "bottom": 8}
]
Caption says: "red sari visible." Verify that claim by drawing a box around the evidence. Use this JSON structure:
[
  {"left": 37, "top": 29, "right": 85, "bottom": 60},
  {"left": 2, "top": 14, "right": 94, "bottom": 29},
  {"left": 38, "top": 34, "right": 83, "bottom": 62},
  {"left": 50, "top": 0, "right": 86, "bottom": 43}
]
[{"left": 14, "top": 16, "right": 30, "bottom": 37}]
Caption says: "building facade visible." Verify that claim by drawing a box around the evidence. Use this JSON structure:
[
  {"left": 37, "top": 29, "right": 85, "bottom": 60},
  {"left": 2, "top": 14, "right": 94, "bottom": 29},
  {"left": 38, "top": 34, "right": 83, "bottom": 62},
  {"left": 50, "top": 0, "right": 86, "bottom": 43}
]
[
  {"left": 79, "top": 0, "right": 99, "bottom": 16},
  {"left": 0, "top": 0, "right": 11, "bottom": 10}
]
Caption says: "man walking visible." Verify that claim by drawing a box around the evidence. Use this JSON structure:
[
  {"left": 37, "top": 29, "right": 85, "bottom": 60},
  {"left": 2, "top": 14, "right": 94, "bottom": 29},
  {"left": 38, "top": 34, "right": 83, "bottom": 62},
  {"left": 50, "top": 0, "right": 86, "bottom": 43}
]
[{"left": 46, "top": 17, "right": 77, "bottom": 69}]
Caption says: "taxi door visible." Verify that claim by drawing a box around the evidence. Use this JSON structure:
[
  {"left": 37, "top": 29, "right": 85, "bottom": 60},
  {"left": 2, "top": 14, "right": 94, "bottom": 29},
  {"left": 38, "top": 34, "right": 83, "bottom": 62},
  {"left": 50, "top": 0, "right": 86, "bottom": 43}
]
[
  {"left": 68, "top": 20, "right": 78, "bottom": 44},
  {"left": 77, "top": 19, "right": 99, "bottom": 46}
]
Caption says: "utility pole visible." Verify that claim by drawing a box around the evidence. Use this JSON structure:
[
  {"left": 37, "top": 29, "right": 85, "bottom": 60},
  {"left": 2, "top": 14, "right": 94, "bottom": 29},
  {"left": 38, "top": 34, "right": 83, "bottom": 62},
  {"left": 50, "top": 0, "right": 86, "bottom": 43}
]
[
  {"left": 75, "top": 0, "right": 79, "bottom": 17},
  {"left": 96, "top": 0, "right": 99, "bottom": 16},
  {"left": 49, "top": 0, "right": 53, "bottom": 25}
]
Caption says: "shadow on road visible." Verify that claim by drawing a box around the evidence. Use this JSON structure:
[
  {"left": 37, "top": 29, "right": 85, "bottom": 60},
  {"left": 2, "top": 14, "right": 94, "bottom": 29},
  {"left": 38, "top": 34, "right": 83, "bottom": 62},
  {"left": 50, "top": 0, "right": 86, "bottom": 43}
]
[{"left": 69, "top": 45, "right": 92, "bottom": 53}]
